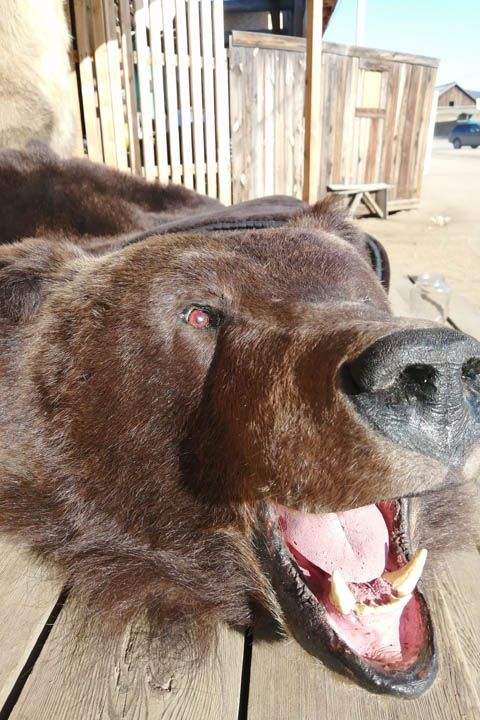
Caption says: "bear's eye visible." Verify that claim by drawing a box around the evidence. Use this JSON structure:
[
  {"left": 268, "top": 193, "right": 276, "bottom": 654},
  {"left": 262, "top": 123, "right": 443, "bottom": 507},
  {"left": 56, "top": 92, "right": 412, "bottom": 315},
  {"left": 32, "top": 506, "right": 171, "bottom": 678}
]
[{"left": 181, "top": 305, "right": 223, "bottom": 329}]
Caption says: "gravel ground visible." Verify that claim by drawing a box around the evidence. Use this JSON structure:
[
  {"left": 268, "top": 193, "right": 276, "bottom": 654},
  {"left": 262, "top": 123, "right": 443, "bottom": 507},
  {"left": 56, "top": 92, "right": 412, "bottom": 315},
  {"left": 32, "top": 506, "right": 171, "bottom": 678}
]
[{"left": 357, "top": 139, "right": 480, "bottom": 310}]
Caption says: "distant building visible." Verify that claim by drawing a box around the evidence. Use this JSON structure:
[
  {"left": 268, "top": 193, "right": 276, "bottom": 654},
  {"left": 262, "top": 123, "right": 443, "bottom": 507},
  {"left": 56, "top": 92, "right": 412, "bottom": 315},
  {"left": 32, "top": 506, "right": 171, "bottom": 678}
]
[{"left": 435, "top": 82, "right": 480, "bottom": 136}]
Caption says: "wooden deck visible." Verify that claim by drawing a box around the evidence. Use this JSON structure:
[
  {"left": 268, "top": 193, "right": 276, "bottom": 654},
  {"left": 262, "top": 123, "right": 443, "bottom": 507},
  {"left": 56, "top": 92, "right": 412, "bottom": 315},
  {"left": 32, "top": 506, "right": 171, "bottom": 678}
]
[{"left": 1, "top": 280, "right": 479, "bottom": 720}]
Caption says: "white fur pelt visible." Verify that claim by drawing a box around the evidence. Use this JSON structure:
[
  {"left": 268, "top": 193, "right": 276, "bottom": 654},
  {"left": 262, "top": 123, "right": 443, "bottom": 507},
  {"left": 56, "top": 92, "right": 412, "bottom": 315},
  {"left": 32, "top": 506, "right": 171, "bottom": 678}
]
[{"left": 0, "top": 0, "right": 76, "bottom": 156}]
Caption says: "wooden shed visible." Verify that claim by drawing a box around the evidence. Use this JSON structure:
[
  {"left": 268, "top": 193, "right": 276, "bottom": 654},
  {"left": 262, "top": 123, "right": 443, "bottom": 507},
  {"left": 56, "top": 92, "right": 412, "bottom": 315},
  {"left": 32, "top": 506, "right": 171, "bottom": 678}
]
[
  {"left": 437, "top": 82, "right": 477, "bottom": 108},
  {"left": 229, "top": 33, "right": 438, "bottom": 209}
]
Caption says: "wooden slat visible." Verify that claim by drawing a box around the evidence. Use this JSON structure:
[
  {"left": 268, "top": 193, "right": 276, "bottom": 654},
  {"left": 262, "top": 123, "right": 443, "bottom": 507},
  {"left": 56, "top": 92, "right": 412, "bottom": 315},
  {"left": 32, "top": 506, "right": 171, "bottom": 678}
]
[
  {"left": 133, "top": 0, "right": 155, "bottom": 180},
  {"left": 102, "top": 0, "right": 129, "bottom": 170},
  {"left": 163, "top": 0, "right": 182, "bottom": 184},
  {"left": 247, "top": 555, "right": 480, "bottom": 719},
  {"left": 8, "top": 599, "right": 245, "bottom": 720},
  {"left": 0, "top": 539, "right": 62, "bottom": 710},
  {"left": 263, "top": 49, "right": 275, "bottom": 196},
  {"left": 292, "top": 51, "right": 305, "bottom": 199},
  {"left": 254, "top": 49, "right": 265, "bottom": 198},
  {"left": 119, "top": 0, "right": 142, "bottom": 174},
  {"left": 188, "top": 0, "right": 207, "bottom": 194},
  {"left": 73, "top": 0, "right": 103, "bottom": 161},
  {"left": 212, "top": 0, "right": 231, "bottom": 204},
  {"left": 322, "top": 42, "right": 439, "bottom": 68},
  {"left": 230, "top": 30, "right": 306, "bottom": 53},
  {"left": 91, "top": 0, "right": 117, "bottom": 166},
  {"left": 303, "top": 0, "right": 323, "bottom": 203},
  {"left": 175, "top": 0, "right": 194, "bottom": 188},
  {"left": 149, "top": 0, "right": 169, "bottom": 183},
  {"left": 65, "top": 7, "right": 85, "bottom": 157},
  {"left": 201, "top": 0, "right": 217, "bottom": 198}
]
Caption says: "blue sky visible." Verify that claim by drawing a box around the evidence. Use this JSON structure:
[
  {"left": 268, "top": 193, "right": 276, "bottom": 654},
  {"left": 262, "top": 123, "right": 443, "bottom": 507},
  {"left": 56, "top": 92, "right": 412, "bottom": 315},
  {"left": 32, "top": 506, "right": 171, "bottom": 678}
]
[{"left": 324, "top": 0, "right": 480, "bottom": 91}]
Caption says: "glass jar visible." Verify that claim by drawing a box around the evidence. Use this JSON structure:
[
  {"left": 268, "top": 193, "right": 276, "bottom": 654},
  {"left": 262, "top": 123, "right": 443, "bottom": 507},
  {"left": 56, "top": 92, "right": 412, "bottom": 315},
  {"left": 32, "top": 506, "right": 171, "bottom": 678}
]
[{"left": 409, "top": 273, "right": 451, "bottom": 324}]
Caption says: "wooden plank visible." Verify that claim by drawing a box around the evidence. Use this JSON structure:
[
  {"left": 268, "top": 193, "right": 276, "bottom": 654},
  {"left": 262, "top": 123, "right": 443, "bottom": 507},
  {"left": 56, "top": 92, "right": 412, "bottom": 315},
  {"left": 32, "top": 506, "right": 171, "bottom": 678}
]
[
  {"left": 0, "top": 539, "right": 62, "bottom": 710},
  {"left": 148, "top": 0, "right": 169, "bottom": 183},
  {"left": 64, "top": 6, "right": 85, "bottom": 157},
  {"left": 263, "top": 49, "right": 275, "bottom": 196},
  {"left": 322, "top": 42, "right": 439, "bottom": 68},
  {"left": 274, "top": 50, "right": 286, "bottom": 195},
  {"left": 119, "top": 0, "right": 142, "bottom": 174},
  {"left": 175, "top": 0, "right": 194, "bottom": 188},
  {"left": 188, "top": 0, "right": 206, "bottom": 194},
  {"left": 303, "top": 0, "right": 323, "bottom": 203},
  {"left": 73, "top": 0, "right": 103, "bottom": 162},
  {"left": 201, "top": 0, "right": 217, "bottom": 197},
  {"left": 164, "top": 0, "right": 182, "bottom": 184},
  {"left": 133, "top": 0, "right": 155, "bottom": 180},
  {"left": 212, "top": 0, "right": 231, "bottom": 204},
  {"left": 230, "top": 30, "right": 306, "bottom": 53},
  {"left": 91, "top": 0, "right": 117, "bottom": 166},
  {"left": 292, "top": 51, "right": 306, "bottom": 199},
  {"left": 254, "top": 49, "right": 265, "bottom": 199},
  {"left": 102, "top": 0, "right": 129, "bottom": 170},
  {"left": 247, "top": 554, "right": 480, "bottom": 719},
  {"left": 8, "top": 598, "right": 245, "bottom": 720},
  {"left": 283, "top": 50, "right": 295, "bottom": 196}
]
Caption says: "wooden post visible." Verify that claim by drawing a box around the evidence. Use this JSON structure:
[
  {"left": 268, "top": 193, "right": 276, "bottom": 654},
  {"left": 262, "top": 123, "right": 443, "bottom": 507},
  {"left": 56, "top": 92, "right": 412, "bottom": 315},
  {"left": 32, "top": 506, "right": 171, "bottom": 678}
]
[{"left": 303, "top": 0, "right": 323, "bottom": 204}]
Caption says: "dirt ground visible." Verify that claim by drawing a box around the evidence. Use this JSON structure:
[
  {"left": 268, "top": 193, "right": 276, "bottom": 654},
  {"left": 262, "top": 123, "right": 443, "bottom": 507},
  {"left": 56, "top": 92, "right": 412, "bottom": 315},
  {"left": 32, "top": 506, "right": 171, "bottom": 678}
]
[{"left": 358, "top": 138, "right": 480, "bottom": 310}]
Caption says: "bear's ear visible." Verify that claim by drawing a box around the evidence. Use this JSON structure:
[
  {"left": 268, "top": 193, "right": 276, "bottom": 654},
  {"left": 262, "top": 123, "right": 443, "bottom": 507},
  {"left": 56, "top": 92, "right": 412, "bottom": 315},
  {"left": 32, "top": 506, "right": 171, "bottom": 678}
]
[
  {"left": 289, "top": 195, "right": 391, "bottom": 291},
  {"left": 0, "top": 240, "right": 83, "bottom": 322},
  {"left": 363, "top": 232, "right": 390, "bottom": 292}
]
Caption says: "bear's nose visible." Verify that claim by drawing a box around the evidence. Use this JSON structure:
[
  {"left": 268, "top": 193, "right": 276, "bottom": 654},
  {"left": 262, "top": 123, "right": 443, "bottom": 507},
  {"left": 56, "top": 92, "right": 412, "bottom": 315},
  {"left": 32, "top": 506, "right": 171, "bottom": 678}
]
[{"left": 342, "top": 327, "right": 480, "bottom": 466}]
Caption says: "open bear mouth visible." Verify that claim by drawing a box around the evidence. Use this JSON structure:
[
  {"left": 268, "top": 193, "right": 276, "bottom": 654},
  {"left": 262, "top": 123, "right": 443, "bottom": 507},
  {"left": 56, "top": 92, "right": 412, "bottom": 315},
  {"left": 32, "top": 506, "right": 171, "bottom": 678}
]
[{"left": 258, "top": 498, "right": 437, "bottom": 697}]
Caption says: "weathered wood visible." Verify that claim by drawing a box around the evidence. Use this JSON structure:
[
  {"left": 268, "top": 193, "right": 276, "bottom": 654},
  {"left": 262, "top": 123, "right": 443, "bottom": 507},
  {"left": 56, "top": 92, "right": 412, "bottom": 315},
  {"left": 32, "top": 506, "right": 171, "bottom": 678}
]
[
  {"left": 119, "top": 0, "right": 142, "bottom": 174},
  {"left": 0, "top": 539, "right": 62, "bottom": 710},
  {"left": 163, "top": 0, "right": 182, "bottom": 184},
  {"left": 102, "top": 0, "right": 129, "bottom": 170},
  {"left": 73, "top": 0, "right": 103, "bottom": 162},
  {"left": 229, "top": 30, "right": 306, "bottom": 53},
  {"left": 200, "top": 0, "right": 217, "bottom": 197},
  {"left": 247, "top": 554, "right": 480, "bottom": 719},
  {"left": 176, "top": 0, "right": 194, "bottom": 188},
  {"left": 303, "top": 0, "right": 323, "bottom": 203},
  {"left": 91, "top": 0, "right": 117, "bottom": 166},
  {"left": 8, "top": 597, "right": 245, "bottom": 720},
  {"left": 322, "top": 42, "right": 439, "bottom": 68},
  {"left": 212, "top": 0, "right": 231, "bottom": 204},
  {"left": 133, "top": 0, "right": 155, "bottom": 180},
  {"left": 188, "top": 0, "right": 207, "bottom": 194}
]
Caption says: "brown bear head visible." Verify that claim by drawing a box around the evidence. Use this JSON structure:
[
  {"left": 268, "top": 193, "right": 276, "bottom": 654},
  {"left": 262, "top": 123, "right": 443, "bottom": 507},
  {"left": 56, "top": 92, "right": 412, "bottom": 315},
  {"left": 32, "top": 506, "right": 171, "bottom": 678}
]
[{"left": 0, "top": 198, "right": 479, "bottom": 698}]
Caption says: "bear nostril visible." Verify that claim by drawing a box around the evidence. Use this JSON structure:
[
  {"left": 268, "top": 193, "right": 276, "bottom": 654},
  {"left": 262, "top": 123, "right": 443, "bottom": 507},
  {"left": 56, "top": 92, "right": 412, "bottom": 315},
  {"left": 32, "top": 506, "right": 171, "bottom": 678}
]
[
  {"left": 397, "top": 364, "right": 438, "bottom": 402},
  {"left": 462, "top": 358, "right": 480, "bottom": 386}
]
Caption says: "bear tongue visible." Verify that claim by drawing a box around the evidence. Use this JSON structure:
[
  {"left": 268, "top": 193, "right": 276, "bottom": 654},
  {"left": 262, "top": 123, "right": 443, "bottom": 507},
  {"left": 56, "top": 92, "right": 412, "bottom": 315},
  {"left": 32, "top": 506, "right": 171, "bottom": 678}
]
[{"left": 279, "top": 504, "right": 389, "bottom": 583}]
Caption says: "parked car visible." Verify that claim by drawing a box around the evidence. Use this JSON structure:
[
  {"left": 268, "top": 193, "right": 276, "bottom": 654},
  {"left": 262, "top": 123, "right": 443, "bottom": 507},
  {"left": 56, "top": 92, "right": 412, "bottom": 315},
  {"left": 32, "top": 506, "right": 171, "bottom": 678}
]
[{"left": 447, "top": 123, "right": 480, "bottom": 148}]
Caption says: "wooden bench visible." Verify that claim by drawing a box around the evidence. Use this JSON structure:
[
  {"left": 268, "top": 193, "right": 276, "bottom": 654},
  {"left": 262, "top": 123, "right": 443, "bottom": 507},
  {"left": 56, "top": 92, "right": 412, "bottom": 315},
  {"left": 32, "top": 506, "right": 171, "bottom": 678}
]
[{"left": 327, "top": 182, "right": 390, "bottom": 219}]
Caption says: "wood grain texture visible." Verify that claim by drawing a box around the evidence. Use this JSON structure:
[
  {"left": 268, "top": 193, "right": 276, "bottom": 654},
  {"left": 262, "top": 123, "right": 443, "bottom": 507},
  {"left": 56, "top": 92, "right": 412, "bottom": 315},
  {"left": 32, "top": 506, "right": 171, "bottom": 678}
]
[
  {"left": 0, "top": 539, "right": 62, "bottom": 710},
  {"left": 247, "top": 553, "right": 480, "bottom": 720},
  {"left": 8, "top": 598, "right": 245, "bottom": 720}
]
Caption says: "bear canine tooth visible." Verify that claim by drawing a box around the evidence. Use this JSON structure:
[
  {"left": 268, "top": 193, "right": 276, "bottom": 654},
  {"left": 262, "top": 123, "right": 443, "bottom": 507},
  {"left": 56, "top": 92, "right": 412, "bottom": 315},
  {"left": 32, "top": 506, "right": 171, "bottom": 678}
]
[
  {"left": 383, "top": 549, "right": 428, "bottom": 597},
  {"left": 353, "top": 593, "right": 412, "bottom": 617},
  {"left": 329, "top": 570, "right": 356, "bottom": 615}
]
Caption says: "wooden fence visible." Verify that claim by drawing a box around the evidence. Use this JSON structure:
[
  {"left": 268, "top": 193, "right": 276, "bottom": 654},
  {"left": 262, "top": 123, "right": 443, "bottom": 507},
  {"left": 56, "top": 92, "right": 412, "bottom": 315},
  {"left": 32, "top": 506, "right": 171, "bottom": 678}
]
[
  {"left": 69, "top": 0, "right": 231, "bottom": 203},
  {"left": 229, "top": 32, "right": 306, "bottom": 202},
  {"left": 228, "top": 32, "right": 438, "bottom": 209}
]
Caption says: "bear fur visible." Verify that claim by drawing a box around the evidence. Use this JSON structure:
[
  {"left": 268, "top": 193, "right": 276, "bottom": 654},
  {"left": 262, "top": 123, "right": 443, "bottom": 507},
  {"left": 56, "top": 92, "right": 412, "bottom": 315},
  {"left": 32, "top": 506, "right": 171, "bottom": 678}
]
[{"left": 0, "top": 145, "right": 479, "bottom": 669}]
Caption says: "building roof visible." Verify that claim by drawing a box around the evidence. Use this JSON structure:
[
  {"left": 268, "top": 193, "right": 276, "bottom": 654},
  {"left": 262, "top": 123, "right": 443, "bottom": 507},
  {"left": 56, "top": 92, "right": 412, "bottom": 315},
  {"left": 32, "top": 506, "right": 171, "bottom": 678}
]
[
  {"left": 436, "top": 82, "right": 477, "bottom": 103},
  {"left": 467, "top": 89, "right": 480, "bottom": 99}
]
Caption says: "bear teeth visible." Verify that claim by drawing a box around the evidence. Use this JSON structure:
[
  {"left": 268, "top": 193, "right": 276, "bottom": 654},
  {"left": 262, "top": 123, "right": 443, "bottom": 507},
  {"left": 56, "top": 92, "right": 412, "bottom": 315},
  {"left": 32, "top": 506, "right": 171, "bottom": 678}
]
[
  {"left": 383, "top": 549, "right": 428, "bottom": 597},
  {"left": 329, "top": 549, "right": 427, "bottom": 616}
]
